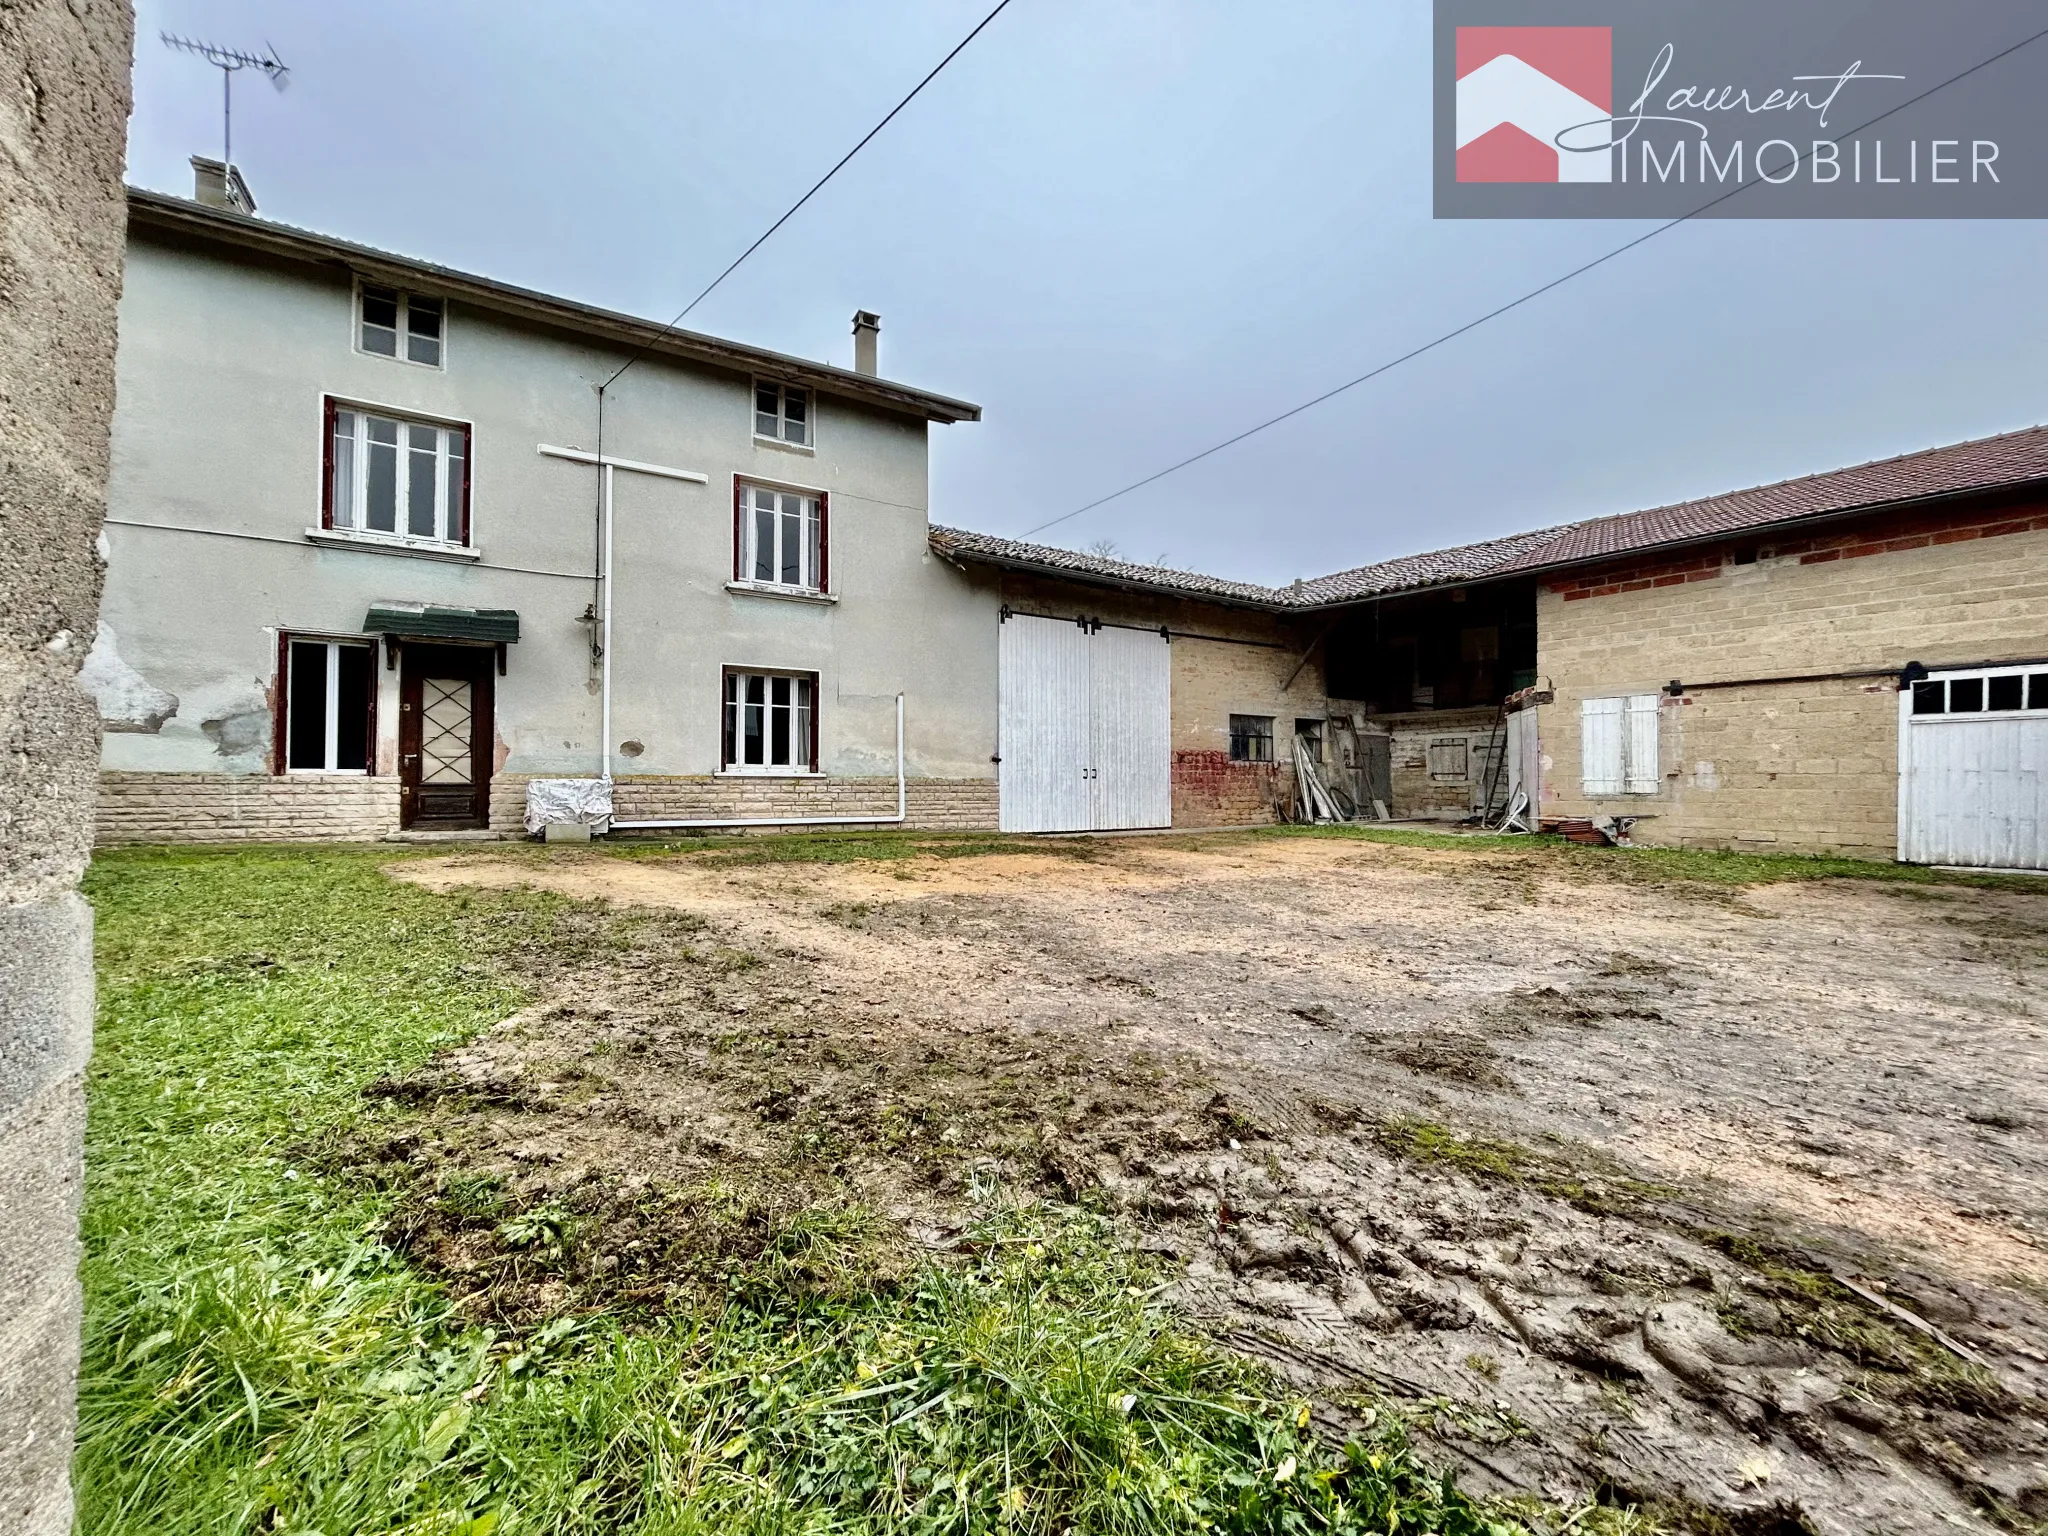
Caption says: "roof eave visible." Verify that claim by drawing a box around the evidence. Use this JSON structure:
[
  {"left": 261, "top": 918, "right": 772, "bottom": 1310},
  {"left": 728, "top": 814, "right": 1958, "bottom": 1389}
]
[
  {"left": 126, "top": 189, "right": 982, "bottom": 424},
  {"left": 931, "top": 544, "right": 1290, "bottom": 612}
]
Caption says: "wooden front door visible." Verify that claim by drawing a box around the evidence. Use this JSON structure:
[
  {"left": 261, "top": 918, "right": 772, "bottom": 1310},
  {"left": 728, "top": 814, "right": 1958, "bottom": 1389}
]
[{"left": 399, "top": 643, "right": 494, "bottom": 830}]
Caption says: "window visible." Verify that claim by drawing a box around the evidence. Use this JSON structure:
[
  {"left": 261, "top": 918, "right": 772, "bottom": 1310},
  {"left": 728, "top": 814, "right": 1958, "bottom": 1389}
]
[
  {"left": 326, "top": 400, "right": 470, "bottom": 545},
  {"left": 282, "top": 638, "right": 374, "bottom": 772},
  {"left": 1581, "top": 694, "right": 1660, "bottom": 795},
  {"left": 735, "top": 482, "right": 825, "bottom": 592},
  {"left": 1912, "top": 668, "right": 2048, "bottom": 715},
  {"left": 1293, "top": 718, "right": 1325, "bottom": 762},
  {"left": 754, "top": 382, "right": 811, "bottom": 446},
  {"left": 723, "top": 670, "right": 817, "bottom": 772},
  {"left": 1427, "top": 737, "right": 1469, "bottom": 781},
  {"left": 358, "top": 283, "right": 444, "bottom": 366},
  {"left": 1229, "top": 714, "right": 1274, "bottom": 763}
]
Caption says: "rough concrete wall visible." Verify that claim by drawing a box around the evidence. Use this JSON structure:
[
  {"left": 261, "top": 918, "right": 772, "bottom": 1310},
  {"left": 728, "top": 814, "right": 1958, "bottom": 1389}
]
[
  {"left": 1535, "top": 515, "right": 2048, "bottom": 855},
  {"left": 0, "top": 2, "right": 134, "bottom": 1532}
]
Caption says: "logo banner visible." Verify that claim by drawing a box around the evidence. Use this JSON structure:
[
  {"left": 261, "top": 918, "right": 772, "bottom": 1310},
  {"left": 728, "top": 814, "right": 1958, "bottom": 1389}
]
[{"left": 1434, "top": 1, "right": 2048, "bottom": 217}]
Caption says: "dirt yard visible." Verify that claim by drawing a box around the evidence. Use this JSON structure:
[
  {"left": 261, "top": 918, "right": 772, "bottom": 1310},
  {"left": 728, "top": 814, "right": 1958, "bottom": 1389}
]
[{"left": 373, "top": 831, "right": 2048, "bottom": 1535}]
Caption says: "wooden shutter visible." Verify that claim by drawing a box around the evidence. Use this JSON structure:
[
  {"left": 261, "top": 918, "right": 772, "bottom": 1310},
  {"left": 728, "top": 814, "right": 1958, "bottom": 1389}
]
[
  {"left": 1623, "top": 695, "right": 1661, "bottom": 794},
  {"left": 1580, "top": 696, "right": 1623, "bottom": 795}
]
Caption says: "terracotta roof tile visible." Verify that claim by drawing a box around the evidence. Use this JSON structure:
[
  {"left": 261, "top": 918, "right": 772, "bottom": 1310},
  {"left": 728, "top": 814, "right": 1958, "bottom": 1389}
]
[{"left": 933, "top": 424, "right": 2048, "bottom": 609}]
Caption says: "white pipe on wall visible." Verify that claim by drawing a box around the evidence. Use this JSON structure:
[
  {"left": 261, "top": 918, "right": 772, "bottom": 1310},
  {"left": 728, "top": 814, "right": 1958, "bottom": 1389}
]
[
  {"left": 609, "top": 693, "right": 908, "bottom": 832},
  {"left": 600, "top": 462, "right": 614, "bottom": 783}
]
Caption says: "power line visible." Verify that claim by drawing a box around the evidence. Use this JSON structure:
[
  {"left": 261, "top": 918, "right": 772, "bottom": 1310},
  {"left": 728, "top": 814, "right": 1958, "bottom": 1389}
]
[
  {"left": 601, "top": 0, "right": 1015, "bottom": 393},
  {"left": 1021, "top": 22, "right": 2048, "bottom": 540}
]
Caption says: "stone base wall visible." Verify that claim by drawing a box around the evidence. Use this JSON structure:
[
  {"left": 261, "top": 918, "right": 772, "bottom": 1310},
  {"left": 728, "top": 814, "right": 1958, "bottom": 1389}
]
[
  {"left": 593, "top": 775, "right": 997, "bottom": 832},
  {"left": 97, "top": 771, "right": 999, "bottom": 843},
  {"left": 97, "top": 772, "right": 403, "bottom": 844},
  {"left": 1171, "top": 750, "right": 1282, "bottom": 827}
]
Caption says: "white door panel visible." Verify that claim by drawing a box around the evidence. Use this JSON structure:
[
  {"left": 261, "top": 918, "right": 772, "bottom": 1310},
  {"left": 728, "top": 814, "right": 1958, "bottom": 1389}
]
[
  {"left": 999, "top": 614, "right": 1092, "bottom": 832},
  {"left": 1090, "top": 624, "right": 1172, "bottom": 830},
  {"left": 1899, "top": 665, "right": 2048, "bottom": 869}
]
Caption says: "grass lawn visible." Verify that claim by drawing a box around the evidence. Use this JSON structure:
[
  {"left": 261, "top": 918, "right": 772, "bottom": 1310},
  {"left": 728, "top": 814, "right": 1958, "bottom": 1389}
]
[{"left": 79, "top": 844, "right": 1556, "bottom": 1536}]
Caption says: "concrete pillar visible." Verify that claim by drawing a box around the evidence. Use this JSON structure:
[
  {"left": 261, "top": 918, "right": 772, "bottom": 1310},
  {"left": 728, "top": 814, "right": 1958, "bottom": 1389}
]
[{"left": 0, "top": 3, "right": 135, "bottom": 1531}]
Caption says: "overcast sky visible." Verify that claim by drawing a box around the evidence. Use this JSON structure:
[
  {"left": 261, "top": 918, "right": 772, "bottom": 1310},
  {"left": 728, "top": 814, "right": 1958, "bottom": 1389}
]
[{"left": 129, "top": 0, "right": 2048, "bottom": 585}]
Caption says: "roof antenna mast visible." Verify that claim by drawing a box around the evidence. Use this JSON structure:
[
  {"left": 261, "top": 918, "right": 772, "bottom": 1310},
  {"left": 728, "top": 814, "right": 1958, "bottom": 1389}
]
[{"left": 160, "top": 33, "right": 289, "bottom": 170}]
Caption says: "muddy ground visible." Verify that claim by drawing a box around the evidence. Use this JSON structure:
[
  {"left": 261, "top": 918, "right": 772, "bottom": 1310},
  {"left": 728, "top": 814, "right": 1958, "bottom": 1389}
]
[{"left": 358, "top": 833, "right": 2048, "bottom": 1535}]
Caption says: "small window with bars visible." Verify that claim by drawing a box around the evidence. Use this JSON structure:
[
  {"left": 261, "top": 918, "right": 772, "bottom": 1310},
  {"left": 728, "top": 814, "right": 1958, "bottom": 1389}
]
[
  {"left": 736, "top": 482, "right": 825, "bottom": 592},
  {"left": 1229, "top": 714, "right": 1274, "bottom": 763},
  {"left": 754, "top": 382, "right": 811, "bottom": 447},
  {"left": 357, "top": 282, "right": 444, "bottom": 367},
  {"left": 326, "top": 399, "right": 470, "bottom": 546},
  {"left": 723, "top": 670, "right": 817, "bottom": 773},
  {"left": 1912, "top": 668, "right": 2048, "bottom": 716},
  {"left": 282, "top": 637, "right": 375, "bottom": 773}
]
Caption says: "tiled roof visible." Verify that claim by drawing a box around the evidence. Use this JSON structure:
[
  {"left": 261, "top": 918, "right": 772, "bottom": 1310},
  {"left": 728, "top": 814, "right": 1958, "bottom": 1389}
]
[
  {"left": 937, "top": 424, "right": 2048, "bottom": 609},
  {"left": 1492, "top": 422, "right": 2048, "bottom": 576},
  {"left": 927, "top": 525, "right": 1286, "bottom": 606}
]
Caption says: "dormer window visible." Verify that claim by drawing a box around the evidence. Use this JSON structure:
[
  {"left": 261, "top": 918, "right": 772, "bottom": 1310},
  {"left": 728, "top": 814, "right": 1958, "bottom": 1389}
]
[
  {"left": 754, "top": 382, "right": 810, "bottom": 447},
  {"left": 358, "top": 282, "right": 444, "bottom": 367}
]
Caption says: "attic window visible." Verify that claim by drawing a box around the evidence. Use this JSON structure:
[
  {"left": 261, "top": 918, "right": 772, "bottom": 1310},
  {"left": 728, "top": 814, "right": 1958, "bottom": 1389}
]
[
  {"left": 359, "top": 282, "right": 444, "bottom": 367},
  {"left": 755, "top": 382, "right": 811, "bottom": 447}
]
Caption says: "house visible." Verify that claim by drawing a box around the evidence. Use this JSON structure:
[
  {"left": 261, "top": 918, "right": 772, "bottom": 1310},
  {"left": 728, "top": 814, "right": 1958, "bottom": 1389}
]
[{"left": 92, "top": 169, "right": 2048, "bottom": 867}]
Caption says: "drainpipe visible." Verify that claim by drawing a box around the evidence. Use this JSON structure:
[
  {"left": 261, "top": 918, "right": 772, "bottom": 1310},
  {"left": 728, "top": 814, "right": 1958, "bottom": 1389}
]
[
  {"left": 608, "top": 693, "right": 908, "bottom": 832},
  {"left": 600, "top": 462, "right": 615, "bottom": 783}
]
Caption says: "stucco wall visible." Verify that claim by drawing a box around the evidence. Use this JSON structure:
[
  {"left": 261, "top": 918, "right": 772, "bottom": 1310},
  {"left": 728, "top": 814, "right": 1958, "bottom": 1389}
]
[
  {"left": 95, "top": 226, "right": 996, "bottom": 836},
  {"left": 1533, "top": 504, "right": 2048, "bottom": 856},
  {"left": 0, "top": 3, "right": 133, "bottom": 1531}
]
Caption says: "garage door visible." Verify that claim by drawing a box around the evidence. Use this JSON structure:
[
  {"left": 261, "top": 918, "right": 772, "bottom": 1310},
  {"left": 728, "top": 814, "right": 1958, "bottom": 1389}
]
[
  {"left": 1899, "top": 664, "right": 2048, "bottom": 868},
  {"left": 999, "top": 613, "right": 1171, "bottom": 833}
]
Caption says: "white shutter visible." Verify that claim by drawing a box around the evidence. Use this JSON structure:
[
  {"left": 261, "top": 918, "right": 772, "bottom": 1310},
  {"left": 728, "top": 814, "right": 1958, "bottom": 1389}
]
[
  {"left": 1623, "top": 694, "right": 1661, "bottom": 794},
  {"left": 1089, "top": 625, "right": 1172, "bottom": 829},
  {"left": 1580, "top": 697, "right": 1623, "bottom": 795}
]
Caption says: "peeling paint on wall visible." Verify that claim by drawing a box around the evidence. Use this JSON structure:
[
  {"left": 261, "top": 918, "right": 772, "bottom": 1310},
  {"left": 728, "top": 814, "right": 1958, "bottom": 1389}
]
[
  {"left": 79, "top": 622, "right": 178, "bottom": 732},
  {"left": 201, "top": 704, "right": 271, "bottom": 759}
]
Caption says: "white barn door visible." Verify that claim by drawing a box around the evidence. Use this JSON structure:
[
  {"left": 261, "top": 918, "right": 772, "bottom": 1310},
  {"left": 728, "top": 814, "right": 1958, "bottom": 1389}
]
[
  {"left": 999, "top": 614, "right": 1171, "bottom": 833},
  {"left": 1090, "top": 624, "right": 1172, "bottom": 830},
  {"left": 1899, "top": 664, "right": 2048, "bottom": 868}
]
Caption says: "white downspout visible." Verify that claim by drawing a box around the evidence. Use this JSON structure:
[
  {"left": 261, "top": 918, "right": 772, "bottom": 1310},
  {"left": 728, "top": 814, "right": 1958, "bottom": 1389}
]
[
  {"left": 608, "top": 691, "right": 909, "bottom": 832},
  {"left": 599, "top": 462, "right": 615, "bottom": 783}
]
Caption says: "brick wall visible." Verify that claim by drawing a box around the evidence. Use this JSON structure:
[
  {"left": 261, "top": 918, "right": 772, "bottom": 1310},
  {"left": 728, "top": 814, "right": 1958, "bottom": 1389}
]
[
  {"left": 97, "top": 772, "right": 402, "bottom": 844},
  {"left": 593, "top": 775, "right": 997, "bottom": 832},
  {"left": 1171, "top": 750, "right": 1281, "bottom": 826},
  {"left": 1535, "top": 513, "right": 2048, "bottom": 857}
]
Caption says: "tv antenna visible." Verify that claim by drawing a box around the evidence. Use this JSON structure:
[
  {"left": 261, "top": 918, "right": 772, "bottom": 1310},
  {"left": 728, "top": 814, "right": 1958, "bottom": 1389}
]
[{"left": 160, "top": 34, "right": 289, "bottom": 168}]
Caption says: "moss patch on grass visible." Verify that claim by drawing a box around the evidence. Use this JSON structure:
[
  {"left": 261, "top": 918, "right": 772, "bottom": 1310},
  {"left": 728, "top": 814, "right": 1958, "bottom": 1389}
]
[{"left": 82, "top": 845, "right": 1543, "bottom": 1536}]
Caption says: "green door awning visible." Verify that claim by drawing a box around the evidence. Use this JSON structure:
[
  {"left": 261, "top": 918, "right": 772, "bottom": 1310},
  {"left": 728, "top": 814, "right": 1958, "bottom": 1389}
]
[{"left": 364, "top": 603, "right": 520, "bottom": 644}]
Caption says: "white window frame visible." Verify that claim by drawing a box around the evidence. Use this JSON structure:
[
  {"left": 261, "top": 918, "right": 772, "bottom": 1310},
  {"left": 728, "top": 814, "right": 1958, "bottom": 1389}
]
[
  {"left": 1909, "top": 664, "right": 2048, "bottom": 719},
  {"left": 354, "top": 279, "right": 447, "bottom": 368},
  {"left": 283, "top": 636, "right": 376, "bottom": 775},
  {"left": 736, "top": 481, "right": 825, "bottom": 594},
  {"left": 753, "top": 380, "right": 813, "bottom": 449},
  {"left": 1581, "top": 694, "right": 1660, "bottom": 796},
  {"left": 721, "top": 669, "right": 817, "bottom": 775},
  {"left": 326, "top": 399, "right": 471, "bottom": 549}
]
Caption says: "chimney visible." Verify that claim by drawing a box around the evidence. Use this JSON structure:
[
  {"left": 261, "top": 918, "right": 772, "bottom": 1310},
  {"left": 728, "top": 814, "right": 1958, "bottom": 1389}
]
[
  {"left": 191, "top": 156, "right": 256, "bottom": 215},
  {"left": 851, "top": 310, "right": 880, "bottom": 375}
]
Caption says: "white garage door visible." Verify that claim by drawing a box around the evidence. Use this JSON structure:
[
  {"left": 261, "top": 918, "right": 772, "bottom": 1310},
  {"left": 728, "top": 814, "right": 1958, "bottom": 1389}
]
[
  {"left": 1899, "top": 663, "right": 2048, "bottom": 868},
  {"left": 999, "top": 613, "right": 1171, "bottom": 833}
]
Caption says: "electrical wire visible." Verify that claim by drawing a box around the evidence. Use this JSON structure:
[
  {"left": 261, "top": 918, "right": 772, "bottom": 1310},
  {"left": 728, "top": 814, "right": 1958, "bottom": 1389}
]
[
  {"left": 583, "top": 0, "right": 1014, "bottom": 677},
  {"left": 601, "top": 0, "right": 1014, "bottom": 393},
  {"left": 1020, "top": 21, "right": 2048, "bottom": 540}
]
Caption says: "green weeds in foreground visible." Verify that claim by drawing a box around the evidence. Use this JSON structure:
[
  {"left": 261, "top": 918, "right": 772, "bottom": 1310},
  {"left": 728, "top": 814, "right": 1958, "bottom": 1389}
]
[{"left": 81, "top": 846, "right": 1548, "bottom": 1535}]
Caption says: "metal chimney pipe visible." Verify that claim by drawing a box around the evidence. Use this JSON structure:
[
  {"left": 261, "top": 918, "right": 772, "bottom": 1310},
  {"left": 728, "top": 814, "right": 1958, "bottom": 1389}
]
[{"left": 851, "top": 310, "right": 880, "bottom": 375}]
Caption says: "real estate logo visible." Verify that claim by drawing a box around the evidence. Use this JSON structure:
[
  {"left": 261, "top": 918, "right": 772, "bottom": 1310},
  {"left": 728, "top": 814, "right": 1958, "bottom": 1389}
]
[
  {"left": 1455, "top": 27, "right": 1611, "bottom": 183},
  {"left": 1434, "top": 2, "right": 2048, "bottom": 218}
]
